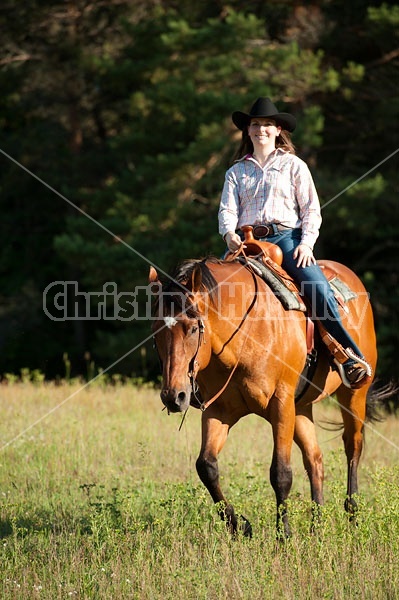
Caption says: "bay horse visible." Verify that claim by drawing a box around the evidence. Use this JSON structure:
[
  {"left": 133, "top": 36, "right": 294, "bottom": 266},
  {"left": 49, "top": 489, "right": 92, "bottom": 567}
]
[{"left": 149, "top": 248, "right": 380, "bottom": 538}]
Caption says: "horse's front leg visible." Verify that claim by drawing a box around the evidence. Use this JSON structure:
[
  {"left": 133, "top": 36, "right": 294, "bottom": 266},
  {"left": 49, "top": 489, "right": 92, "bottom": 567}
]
[
  {"left": 196, "top": 407, "right": 252, "bottom": 537},
  {"left": 268, "top": 395, "right": 295, "bottom": 540}
]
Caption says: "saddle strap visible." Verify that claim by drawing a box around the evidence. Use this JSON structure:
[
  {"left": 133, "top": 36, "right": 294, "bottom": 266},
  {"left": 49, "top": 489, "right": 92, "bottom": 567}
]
[
  {"left": 306, "top": 317, "right": 315, "bottom": 354},
  {"left": 320, "top": 330, "right": 349, "bottom": 364}
]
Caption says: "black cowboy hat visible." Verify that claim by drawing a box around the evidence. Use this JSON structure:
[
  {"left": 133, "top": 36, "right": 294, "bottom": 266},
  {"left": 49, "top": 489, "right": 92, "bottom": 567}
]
[{"left": 232, "top": 97, "right": 296, "bottom": 132}]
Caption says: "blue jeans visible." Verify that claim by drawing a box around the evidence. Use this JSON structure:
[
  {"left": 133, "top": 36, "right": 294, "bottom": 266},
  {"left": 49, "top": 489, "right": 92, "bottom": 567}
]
[{"left": 253, "top": 228, "right": 363, "bottom": 358}]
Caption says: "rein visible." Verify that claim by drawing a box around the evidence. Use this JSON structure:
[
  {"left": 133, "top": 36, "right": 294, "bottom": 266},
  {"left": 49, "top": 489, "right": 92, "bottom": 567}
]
[{"left": 190, "top": 255, "right": 259, "bottom": 412}]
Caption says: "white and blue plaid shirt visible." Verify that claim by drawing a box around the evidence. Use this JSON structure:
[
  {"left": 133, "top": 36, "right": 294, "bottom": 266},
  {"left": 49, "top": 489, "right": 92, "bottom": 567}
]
[{"left": 218, "top": 149, "right": 322, "bottom": 250}]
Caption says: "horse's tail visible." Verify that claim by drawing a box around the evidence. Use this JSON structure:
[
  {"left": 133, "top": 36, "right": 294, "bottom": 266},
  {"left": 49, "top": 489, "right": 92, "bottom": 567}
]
[
  {"left": 366, "top": 379, "right": 399, "bottom": 422},
  {"left": 319, "top": 379, "right": 398, "bottom": 433}
]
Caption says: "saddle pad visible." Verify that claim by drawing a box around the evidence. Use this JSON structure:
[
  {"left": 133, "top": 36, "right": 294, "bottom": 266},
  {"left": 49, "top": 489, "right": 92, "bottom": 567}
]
[
  {"left": 245, "top": 257, "right": 307, "bottom": 311},
  {"left": 328, "top": 276, "right": 358, "bottom": 303},
  {"left": 243, "top": 258, "right": 358, "bottom": 313}
]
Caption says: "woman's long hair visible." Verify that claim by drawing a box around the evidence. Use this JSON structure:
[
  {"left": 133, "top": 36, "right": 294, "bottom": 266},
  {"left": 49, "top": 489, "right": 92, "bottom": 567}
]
[{"left": 232, "top": 126, "right": 295, "bottom": 161}]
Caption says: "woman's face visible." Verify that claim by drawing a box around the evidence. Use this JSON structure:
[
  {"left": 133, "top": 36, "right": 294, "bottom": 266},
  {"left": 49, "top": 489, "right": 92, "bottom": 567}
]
[{"left": 248, "top": 118, "right": 281, "bottom": 147}]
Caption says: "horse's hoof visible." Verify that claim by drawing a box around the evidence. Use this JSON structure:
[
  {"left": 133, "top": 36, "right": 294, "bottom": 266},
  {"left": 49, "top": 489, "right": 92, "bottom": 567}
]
[
  {"left": 344, "top": 497, "right": 358, "bottom": 514},
  {"left": 275, "top": 523, "right": 291, "bottom": 542},
  {"left": 240, "top": 515, "right": 252, "bottom": 538},
  {"left": 344, "top": 497, "right": 358, "bottom": 526},
  {"left": 310, "top": 503, "right": 323, "bottom": 533}
]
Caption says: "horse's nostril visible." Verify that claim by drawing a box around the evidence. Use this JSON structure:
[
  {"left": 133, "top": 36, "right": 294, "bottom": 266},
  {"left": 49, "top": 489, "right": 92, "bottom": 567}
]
[{"left": 160, "top": 388, "right": 188, "bottom": 412}]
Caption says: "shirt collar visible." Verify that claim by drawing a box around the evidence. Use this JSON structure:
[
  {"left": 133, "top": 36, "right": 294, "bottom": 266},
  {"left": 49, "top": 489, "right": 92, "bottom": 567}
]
[
  {"left": 246, "top": 148, "right": 287, "bottom": 160},
  {"left": 235, "top": 147, "right": 288, "bottom": 164}
]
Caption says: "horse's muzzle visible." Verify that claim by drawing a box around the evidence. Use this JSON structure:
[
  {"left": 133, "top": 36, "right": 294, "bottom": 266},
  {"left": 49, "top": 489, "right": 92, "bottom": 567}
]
[{"left": 160, "top": 388, "right": 190, "bottom": 413}]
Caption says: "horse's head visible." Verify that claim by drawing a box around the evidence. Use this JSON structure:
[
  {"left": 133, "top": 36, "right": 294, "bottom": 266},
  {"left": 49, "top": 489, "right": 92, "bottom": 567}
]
[{"left": 149, "top": 262, "right": 213, "bottom": 413}]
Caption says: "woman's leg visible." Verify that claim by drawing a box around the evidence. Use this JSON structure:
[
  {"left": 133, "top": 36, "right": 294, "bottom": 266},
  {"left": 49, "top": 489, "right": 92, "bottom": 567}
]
[
  {"left": 266, "top": 230, "right": 370, "bottom": 386},
  {"left": 267, "top": 230, "right": 360, "bottom": 350}
]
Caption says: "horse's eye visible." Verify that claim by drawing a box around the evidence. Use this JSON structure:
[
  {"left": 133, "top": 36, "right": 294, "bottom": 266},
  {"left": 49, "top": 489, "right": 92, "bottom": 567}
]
[{"left": 191, "top": 326, "right": 198, "bottom": 335}]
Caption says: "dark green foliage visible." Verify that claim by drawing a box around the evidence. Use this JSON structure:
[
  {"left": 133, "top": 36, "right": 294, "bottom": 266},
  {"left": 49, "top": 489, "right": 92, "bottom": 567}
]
[{"left": 0, "top": 1, "right": 397, "bottom": 379}]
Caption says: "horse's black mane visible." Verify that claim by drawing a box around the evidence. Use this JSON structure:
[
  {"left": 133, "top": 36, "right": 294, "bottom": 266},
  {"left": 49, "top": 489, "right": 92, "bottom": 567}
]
[
  {"left": 154, "top": 257, "right": 220, "bottom": 318},
  {"left": 167, "top": 257, "right": 220, "bottom": 294}
]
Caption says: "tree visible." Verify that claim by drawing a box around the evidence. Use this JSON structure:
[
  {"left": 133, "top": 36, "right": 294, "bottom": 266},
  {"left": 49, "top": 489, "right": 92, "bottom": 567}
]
[{"left": 0, "top": 1, "right": 397, "bottom": 380}]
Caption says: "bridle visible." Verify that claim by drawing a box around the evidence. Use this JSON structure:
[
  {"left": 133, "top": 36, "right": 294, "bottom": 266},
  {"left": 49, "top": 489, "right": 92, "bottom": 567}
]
[
  {"left": 187, "top": 262, "right": 259, "bottom": 412},
  {"left": 154, "top": 257, "right": 259, "bottom": 415},
  {"left": 187, "top": 318, "right": 205, "bottom": 408},
  {"left": 152, "top": 315, "right": 206, "bottom": 406}
]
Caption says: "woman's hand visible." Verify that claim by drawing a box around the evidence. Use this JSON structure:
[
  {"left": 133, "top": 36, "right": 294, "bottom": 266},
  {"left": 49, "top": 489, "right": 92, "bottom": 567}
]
[
  {"left": 225, "top": 231, "right": 242, "bottom": 252},
  {"left": 293, "top": 243, "right": 316, "bottom": 268}
]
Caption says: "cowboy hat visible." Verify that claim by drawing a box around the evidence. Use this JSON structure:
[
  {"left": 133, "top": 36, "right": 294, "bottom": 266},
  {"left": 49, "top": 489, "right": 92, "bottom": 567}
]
[{"left": 232, "top": 97, "right": 296, "bottom": 132}]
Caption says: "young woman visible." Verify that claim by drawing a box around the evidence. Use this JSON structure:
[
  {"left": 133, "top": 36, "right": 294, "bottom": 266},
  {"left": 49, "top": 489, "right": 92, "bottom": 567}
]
[{"left": 218, "top": 97, "right": 371, "bottom": 388}]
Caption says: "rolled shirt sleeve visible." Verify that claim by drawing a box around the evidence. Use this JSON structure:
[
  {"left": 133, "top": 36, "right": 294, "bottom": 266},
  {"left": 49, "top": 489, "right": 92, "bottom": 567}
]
[
  {"left": 292, "top": 159, "right": 322, "bottom": 250},
  {"left": 218, "top": 169, "right": 241, "bottom": 238}
]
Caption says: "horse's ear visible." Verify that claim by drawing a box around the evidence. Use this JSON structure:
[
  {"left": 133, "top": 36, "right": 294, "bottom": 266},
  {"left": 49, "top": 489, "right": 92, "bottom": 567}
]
[
  {"left": 149, "top": 266, "right": 159, "bottom": 284},
  {"left": 191, "top": 264, "right": 202, "bottom": 293},
  {"left": 149, "top": 266, "right": 162, "bottom": 295}
]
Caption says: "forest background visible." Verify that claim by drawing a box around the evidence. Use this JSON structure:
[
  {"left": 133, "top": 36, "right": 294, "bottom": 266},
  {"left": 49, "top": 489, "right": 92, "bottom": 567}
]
[{"left": 0, "top": 0, "right": 398, "bottom": 383}]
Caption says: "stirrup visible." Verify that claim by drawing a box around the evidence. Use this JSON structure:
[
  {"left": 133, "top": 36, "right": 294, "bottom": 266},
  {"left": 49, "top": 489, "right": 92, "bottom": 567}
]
[{"left": 334, "top": 349, "right": 372, "bottom": 389}]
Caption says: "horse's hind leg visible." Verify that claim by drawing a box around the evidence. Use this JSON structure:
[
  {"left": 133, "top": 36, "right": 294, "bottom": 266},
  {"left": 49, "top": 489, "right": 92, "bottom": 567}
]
[
  {"left": 195, "top": 406, "right": 252, "bottom": 537},
  {"left": 268, "top": 396, "right": 295, "bottom": 540},
  {"left": 337, "top": 386, "right": 367, "bottom": 521},
  {"left": 294, "top": 403, "right": 324, "bottom": 530}
]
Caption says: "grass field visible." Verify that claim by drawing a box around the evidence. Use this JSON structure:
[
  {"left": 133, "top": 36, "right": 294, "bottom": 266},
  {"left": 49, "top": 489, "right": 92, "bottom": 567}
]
[{"left": 0, "top": 381, "right": 398, "bottom": 599}]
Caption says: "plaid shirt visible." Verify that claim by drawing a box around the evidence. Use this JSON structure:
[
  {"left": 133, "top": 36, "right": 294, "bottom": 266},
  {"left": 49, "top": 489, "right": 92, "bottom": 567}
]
[{"left": 218, "top": 149, "right": 322, "bottom": 249}]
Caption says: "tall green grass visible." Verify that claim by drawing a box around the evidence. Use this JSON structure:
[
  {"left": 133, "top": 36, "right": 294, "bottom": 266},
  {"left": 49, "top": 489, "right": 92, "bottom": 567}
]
[{"left": 0, "top": 382, "right": 398, "bottom": 599}]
